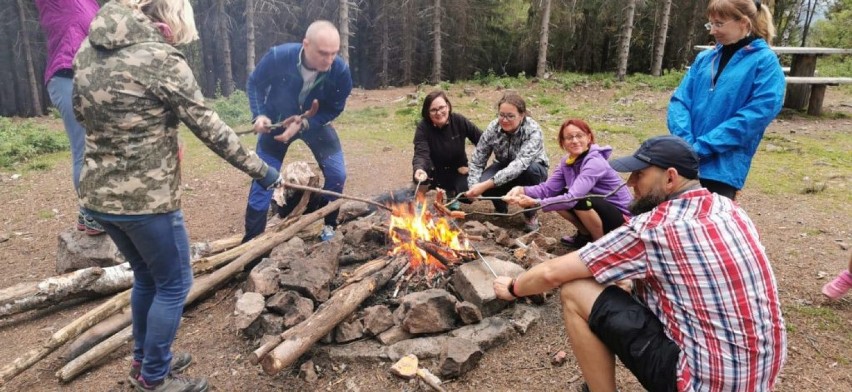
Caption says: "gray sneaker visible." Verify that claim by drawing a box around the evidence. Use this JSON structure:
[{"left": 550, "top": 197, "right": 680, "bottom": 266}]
[
  {"left": 134, "top": 373, "right": 208, "bottom": 392},
  {"left": 129, "top": 353, "right": 193, "bottom": 388}
]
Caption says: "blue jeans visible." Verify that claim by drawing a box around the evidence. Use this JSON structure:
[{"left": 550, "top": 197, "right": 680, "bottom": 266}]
[
  {"left": 87, "top": 209, "right": 193, "bottom": 383},
  {"left": 47, "top": 75, "right": 86, "bottom": 193},
  {"left": 243, "top": 124, "right": 346, "bottom": 241}
]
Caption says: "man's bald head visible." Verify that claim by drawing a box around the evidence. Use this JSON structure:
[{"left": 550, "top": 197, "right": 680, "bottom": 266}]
[{"left": 302, "top": 21, "right": 341, "bottom": 71}]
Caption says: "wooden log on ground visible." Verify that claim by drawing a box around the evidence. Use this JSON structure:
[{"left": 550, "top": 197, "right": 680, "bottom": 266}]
[
  {"left": 0, "top": 289, "right": 131, "bottom": 385},
  {"left": 0, "top": 263, "right": 134, "bottom": 318},
  {"left": 62, "top": 307, "right": 131, "bottom": 362},
  {"left": 255, "top": 256, "right": 407, "bottom": 373},
  {"left": 50, "top": 200, "right": 345, "bottom": 382},
  {"left": 56, "top": 325, "right": 132, "bottom": 382}
]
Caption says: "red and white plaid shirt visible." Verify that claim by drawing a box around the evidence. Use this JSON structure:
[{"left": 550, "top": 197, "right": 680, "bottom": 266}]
[{"left": 579, "top": 189, "right": 786, "bottom": 392}]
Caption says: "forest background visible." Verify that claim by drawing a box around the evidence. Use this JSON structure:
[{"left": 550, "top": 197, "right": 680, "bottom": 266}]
[{"left": 2, "top": 0, "right": 852, "bottom": 118}]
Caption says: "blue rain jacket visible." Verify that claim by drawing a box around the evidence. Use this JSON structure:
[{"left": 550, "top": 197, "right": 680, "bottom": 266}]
[{"left": 668, "top": 38, "right": 785, "bottom": 189}]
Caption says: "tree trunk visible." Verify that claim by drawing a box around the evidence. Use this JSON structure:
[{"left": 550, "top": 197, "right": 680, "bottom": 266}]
[
  {"left": 431, "top": 0, "right": 442, "bottom": 84},
  {"left": 62, "top": 308, "right": 131, "bottom": 363},
  {"left": 536, "top": 0, "right": 552, "bottom": 79},
  {"left": 246, "top": 0, "right": 256, "bottom": 75},
  {"left": 402, "top": 0, "right": 413, "bottom": 84},
  {"left": 15, "top": 0, "right": 43, "bottom": 115},
  {"left": 651, "top": 0, "right": 673, "bottom": 76},
  {"left": 615, "top": 0, "right": 638, "bottom": 81},
  {"left": 56, "top": 325, "right": 132, "bottom": 382},
  {"left": 800, "top": 0, "right": 819, "bottom": 46},
  {"left": 257, "top": 256, "right": 406, "bottom": 374},
  {"left": 682, "top": 0, "right": 707, "bottom": 68},
  {"left": 339, "top": 0, "right": 350, "bottom": 63},
  {"left": 216, "top": 0, "right": 235, "bottom": 96},
  {"left": 380, "top": 6, "right": 389, "bottom": 87},
  {"left": 0, "top": 263, "right": 134, "bottom": 318}
]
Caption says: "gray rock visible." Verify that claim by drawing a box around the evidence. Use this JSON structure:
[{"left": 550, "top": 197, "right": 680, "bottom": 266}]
[
  {"left": 438, "top": 337, "right": 483, "bottom": 378},
  {"left": 462, "top": 221, "right": 490, "bottom": 237},
  {"left": 266, "top": 291, "right": 314, "bottom": 328},
  {"left": 258, "top": 313, "right": 284, "bottom": 336},
  {"left": 56, "top": 229, "right": 124, "bottom": 273},
  {"left": 234, "top": 292, "right": 266, "bottom": 330},
  {"left": 335, "top": 318, "right": 364, "bottom": 343},
  {"left": 455, "top": 301, "right": 483, "bottom": 325},
  {"left": 338, "top": 201, "right": 372, "bottom": 223},
  {"left": 511, "top": 305, "right": 541, "bottom": 335},
  {"left": 278, "top": 237, "right": 343, "bottom": 302},
  {"left": 394, "top": 289, "right": 458, "bottom": 334},
  {"left": 299, "top": 360, "right": 318, "bottom": 382},
  {"left": 376, "top": 325, "right": 413, "bottom": 345},
  {"left": 386, "top": 336, "right": 449, "bottom": 361},
  {"left": 269, "top": 237, "right": 306, "bottom": 260},
  {"left": 451, "top": 257, "right": 525, "bottom": 315},
  {"left": 313, "top": 340, "right": 388, "bottom": 363},
  {"left": 449, "top": 316, "right": 517, "bottom": 350},
  {"left": 362, "top": 305, "right": 395, "bottom": 336},
  {"left": 246, "top": 258, "right": 280, "bottom": 296}
]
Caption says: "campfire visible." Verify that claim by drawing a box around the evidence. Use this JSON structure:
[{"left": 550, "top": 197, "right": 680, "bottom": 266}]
[{"left": 387, "top": 195, "right": 472, "bottom": 275}]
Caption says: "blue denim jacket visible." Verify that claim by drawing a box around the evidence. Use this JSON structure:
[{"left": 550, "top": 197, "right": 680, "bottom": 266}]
[{"left": 247, "top": 43, "right": 353, "bottom": 131}]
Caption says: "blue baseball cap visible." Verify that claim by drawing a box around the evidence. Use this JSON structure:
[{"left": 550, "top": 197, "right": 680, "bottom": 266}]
[{"left": 610, "top": 135, "right": 699, "bottom": 180}]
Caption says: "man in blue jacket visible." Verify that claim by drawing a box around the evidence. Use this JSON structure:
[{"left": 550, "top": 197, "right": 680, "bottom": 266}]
[{"left": 245, "top": 20, "right": 353, "bottom": 242}]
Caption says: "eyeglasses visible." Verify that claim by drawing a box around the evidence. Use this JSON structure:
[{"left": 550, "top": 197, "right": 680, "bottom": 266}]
[
  {"left": 704, "top": 20, "right": 734, "bottom": 30},
  {"left": 562, "top": 133, "right": 587, "bottom": 141},
  {"left": 429, "top": 105, "right": 448, "bottom": 114},
  {"left": 498, "top": 113, "right": 518, "bottom": 121}
]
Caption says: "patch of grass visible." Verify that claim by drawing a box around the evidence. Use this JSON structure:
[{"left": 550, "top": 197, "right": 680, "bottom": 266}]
[
  {"left": 783, "top": 304, "right": 849, "bottom": 334},
  {"left": 37, "top": 210, "right": 54, "bottom": 219},
  {"left": 0, "top": 117, "right": 69, "bottom": 168}
]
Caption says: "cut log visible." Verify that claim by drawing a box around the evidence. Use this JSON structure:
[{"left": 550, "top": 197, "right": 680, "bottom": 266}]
[
  {"left": 56, "top": 325, "right": 132, "bottom": 382},
  {"left": 49, "top": 200, "right": 345, "bottom": 382},
  {"left": 256, "top": 256, "right": 407, "bottom": 374},
  {"left": 0, "top": 263, "right": 134, "bottom": 318},
  {"left": 0, "top": 289, "right": 131, "bottom": 385},
  {"left": 62, "top": 308, "right": 131, "bottom": 362}
]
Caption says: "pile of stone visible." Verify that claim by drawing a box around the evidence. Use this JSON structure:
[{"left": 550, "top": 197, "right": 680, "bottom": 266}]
[{"left": 233, "top": 202, "right": 562, "bottom": 384}]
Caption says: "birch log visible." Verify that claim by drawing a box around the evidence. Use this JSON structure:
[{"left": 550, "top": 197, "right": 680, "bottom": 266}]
[{"left": 0, "top": 263, "right": 133, "bottom": 318}]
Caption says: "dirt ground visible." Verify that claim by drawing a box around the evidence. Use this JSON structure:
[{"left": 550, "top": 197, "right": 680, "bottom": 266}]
[{"left": 0, "top": 85, "right": 850, "bottom": 392}]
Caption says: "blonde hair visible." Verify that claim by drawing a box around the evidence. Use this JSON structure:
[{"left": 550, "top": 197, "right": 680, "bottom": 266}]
[
  {"left": 707, "top": 0, "right": 776, "bottom": 43},
  {"left": 125, "top": 0, "right": 199, "bottom": 45}
]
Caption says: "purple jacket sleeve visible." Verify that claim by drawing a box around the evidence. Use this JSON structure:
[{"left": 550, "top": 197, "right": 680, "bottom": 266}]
[{"left": 527, "top": 155, "right": 611, "bottom": 212}]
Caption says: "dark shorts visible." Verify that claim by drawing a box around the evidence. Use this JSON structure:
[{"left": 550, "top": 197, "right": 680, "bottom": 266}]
[
  {"left": 588, "top": 286, "right": 680, "bottom": 392},
  {"left": 572, "top": 197, "right": 627, "bottom": 234}
]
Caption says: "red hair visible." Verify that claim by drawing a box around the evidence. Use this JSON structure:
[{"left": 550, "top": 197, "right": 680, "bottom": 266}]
[{"left": 557, "top": 118, "right": 595, "bottom": 146}]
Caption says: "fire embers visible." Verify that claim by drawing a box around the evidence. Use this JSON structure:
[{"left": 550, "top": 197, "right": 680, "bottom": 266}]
[{"left": 387, "top": 199, "right": 473, "bottom": 275}]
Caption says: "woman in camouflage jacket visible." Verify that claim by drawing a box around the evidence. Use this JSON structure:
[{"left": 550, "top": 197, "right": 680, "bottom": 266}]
[{"left": 72, "top": 1, "right": 280, "bottom": 390}]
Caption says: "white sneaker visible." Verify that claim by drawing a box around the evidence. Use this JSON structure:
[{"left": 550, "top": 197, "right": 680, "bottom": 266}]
[{"left": 319, "top": 225, "right": 335, "bottom": 241}]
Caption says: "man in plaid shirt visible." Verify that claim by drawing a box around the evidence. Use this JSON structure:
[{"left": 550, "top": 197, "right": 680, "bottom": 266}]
[{"left": 495, "top": 135, "right": 786, "bottom": 392}]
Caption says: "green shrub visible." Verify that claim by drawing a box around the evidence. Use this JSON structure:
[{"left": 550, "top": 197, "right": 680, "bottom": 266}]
[
  {"left": 210, "top": 90, "right": 251, "bottom": 127},
  {"left": 0, "top": 117, "right": 69, "bottom": 168}
]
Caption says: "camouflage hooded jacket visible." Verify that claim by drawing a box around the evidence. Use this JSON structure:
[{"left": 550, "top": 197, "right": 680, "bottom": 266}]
[{"left": 73, "top": 1, "right": 275, "bottom": 215}]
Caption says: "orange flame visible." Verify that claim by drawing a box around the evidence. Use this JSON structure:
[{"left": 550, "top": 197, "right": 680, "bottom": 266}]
[{"left": 388, "top": 198, "right": 470, "bottom": 274}]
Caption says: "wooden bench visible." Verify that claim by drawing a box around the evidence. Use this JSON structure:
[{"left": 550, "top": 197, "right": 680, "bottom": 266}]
[{"left": 785, "top": 77, "right": 852, "bottom": 115}]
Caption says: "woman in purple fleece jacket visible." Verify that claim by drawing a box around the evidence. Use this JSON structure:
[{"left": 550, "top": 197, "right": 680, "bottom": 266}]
[{"left": 505, "top": 119, "right": 632, "bottom": 247}]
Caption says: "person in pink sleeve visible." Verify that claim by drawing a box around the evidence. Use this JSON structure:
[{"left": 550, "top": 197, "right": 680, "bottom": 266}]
[
  {"left": 35, "top": 0, "right": 104, "bottom": 234},
  {"left": 823, "top": 252, "right": 852, "bottom": 300}
]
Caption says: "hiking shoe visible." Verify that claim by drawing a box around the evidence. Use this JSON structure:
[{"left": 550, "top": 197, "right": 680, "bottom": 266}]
[
  {"left": 561, "top": 233, "right": 592, "bottom": 248},
  {"left": 129, "top": 353, "right": 193, "bottom": 387},
  {"left": 319, "top": 225, "right": 335, "bottom": 241},
  {"left": 76, "top": 212, "right": 86, "bottom": 231},
  {"left": 82, "top": 214, "right": 105, "bottom": 236},
  {"left": 134, "top": 373, "right": 208, "bottom": 392},
  {"left": 523, "top": 216, "right": 540, "bottom": 232},
  {"left": 822, "top": 271, "right": 852, "bottom": 300}
]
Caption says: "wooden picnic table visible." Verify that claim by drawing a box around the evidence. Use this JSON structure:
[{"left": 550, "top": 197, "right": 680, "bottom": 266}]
[{"left": 695, "top": 45, "right": 852, "bottom": 113}]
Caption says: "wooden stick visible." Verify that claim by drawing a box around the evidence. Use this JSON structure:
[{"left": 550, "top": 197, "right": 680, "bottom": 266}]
[
  {"left": 62, "top": 307, "right": 131, "bottom": 362},
  {"left": 0, "top": 289, "right": 131, "bottom": 385},
  {"left": 280, "top": 181, "right": 392, "bottom": 212},
  {"left": 56, "top": 325, "right": 132, "bottom": 382},
  {"left": 254, "top": 256, "right": 406, "bottom": 372}
]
